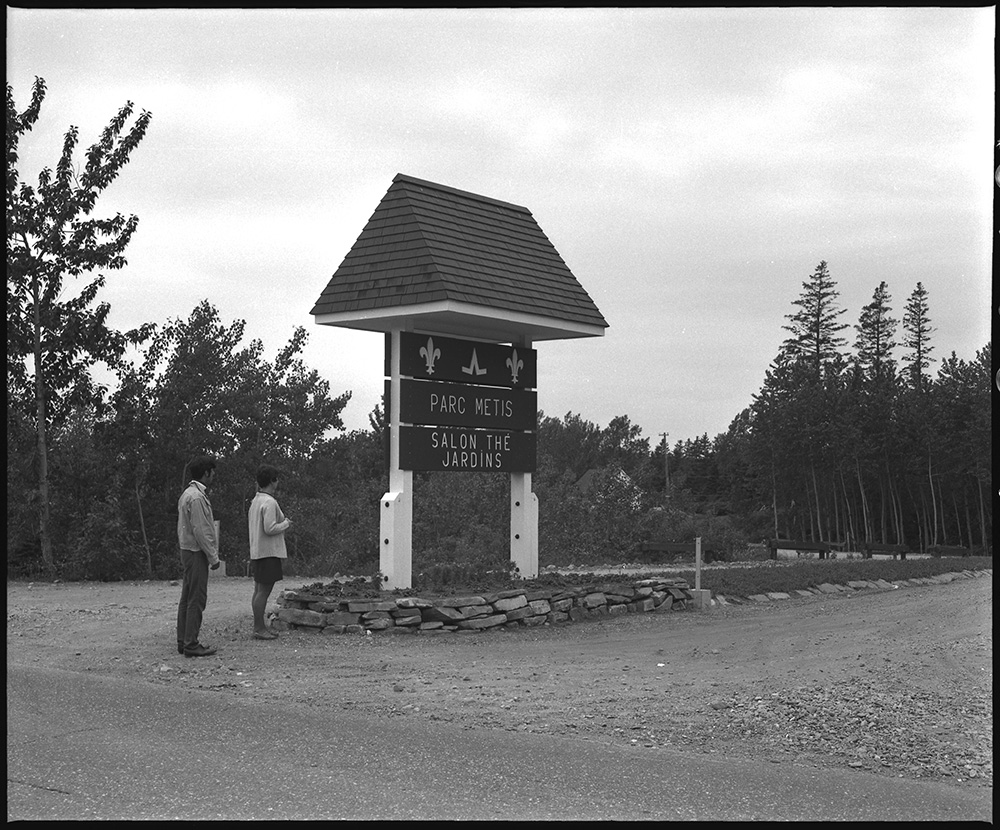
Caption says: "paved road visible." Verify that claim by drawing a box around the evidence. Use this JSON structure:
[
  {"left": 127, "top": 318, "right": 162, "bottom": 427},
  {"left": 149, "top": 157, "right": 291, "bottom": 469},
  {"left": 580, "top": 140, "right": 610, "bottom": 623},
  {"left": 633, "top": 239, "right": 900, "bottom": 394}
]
[{"left": 7, "top": 665, "right": 992, "bottom": 821}]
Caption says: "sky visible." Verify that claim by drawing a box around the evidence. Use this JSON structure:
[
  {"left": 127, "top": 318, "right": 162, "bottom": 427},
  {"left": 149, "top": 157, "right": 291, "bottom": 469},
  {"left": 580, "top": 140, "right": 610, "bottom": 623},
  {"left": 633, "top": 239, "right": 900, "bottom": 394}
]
[{"left": 6, "top": 7, "right": 994, "bottom": 449}]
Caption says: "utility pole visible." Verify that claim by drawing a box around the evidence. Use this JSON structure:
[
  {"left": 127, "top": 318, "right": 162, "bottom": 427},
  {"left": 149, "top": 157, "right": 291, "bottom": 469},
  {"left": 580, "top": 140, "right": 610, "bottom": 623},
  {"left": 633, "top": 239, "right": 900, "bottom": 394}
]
[{"left": 660, "top": 432, "right": 670, "bottom": 504}]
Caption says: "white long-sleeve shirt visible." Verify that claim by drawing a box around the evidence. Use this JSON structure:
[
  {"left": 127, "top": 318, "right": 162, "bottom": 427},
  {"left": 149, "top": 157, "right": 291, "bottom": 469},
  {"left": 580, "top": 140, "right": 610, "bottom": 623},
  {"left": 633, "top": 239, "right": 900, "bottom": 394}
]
[{"left": 248, "top": 491, "right": 290, "bottom": 560}]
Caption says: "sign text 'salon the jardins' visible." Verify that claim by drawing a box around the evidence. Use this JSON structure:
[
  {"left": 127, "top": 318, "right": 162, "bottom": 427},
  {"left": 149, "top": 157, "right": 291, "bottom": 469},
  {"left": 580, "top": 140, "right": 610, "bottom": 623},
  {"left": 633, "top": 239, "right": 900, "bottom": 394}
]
[
  {"left": 397, "top": 331, "right": 538, "bottom": 473},
  {"left": 399, "top": 426, "right": 536, "bottom": 472}
]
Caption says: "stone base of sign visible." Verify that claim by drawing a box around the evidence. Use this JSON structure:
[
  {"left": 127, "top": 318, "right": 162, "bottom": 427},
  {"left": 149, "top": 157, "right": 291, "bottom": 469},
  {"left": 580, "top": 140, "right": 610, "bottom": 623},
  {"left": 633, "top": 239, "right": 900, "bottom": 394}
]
[
  {"left": 275, "top": 576, "right": 693, "bottom": 635},
  {"left": 689, "top": 588, "right": 712, "bottom": 610}
]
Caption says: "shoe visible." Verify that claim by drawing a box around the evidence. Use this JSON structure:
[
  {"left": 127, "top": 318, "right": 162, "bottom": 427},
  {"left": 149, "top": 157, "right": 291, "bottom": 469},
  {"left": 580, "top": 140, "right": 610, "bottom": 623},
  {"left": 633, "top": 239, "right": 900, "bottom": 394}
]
[
  {"left": 253, "top": 630, "right": 278, "bottom": 640},
  {"left": 183, "top": 643, "right": 217, "bottom": 658},
  {"left": 177, "top": 644, "right": 184, "bottom": 655}
]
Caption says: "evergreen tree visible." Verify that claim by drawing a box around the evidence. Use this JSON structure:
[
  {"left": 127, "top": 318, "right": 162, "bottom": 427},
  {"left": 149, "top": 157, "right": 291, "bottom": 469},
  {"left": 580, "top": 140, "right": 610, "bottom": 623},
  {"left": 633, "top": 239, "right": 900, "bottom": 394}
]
[
  {"left": 781, "top": 260, "right": 848, "bottom": 381},
  {"left": 901, "top": 281, "right": 935, "bottom": 393},
  {"left": 853, "top": 281, "right": 898, "bottom": 385}
]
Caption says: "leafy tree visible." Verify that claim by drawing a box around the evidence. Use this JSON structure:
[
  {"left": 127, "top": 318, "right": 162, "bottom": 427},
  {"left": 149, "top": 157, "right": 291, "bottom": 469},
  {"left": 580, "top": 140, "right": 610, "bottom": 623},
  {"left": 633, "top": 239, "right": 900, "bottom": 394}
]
[
  {"left": 535, "top": 411, "right": 603, "bottom": 482},
  {"left": 597, "top": 414, "right": 650, "bottom": 476},
  {"left": 7, "top": 77, "right": 152, "bottom": 570},
  {"left": 101, "top": 301, "right": 351, "bottom": 576}
]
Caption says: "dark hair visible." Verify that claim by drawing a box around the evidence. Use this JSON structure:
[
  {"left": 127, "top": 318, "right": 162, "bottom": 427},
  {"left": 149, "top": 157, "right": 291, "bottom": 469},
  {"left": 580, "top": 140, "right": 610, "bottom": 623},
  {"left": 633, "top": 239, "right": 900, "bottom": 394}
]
[
  {"left": 187, "top": 455, "right": 217, "bottom": 482},
  {"left": 256, "top": 464, "right": 280, "bottom": 489}
]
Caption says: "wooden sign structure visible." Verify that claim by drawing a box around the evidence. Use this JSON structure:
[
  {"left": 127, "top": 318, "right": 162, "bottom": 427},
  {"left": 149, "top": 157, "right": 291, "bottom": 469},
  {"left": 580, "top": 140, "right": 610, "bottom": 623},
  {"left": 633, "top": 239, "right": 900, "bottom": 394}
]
[
  {"left": 312, "top": 174, "right": 607, "bottom": 588},
  {"left": 397, "top": 332, "right": 537, "bottom": 472}
]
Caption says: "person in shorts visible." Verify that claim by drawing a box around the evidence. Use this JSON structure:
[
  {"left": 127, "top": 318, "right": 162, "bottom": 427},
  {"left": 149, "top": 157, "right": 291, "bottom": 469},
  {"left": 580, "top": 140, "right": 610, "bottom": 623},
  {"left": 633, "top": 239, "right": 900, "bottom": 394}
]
[{"left": 247, "top": 464, "right": 291, "bottom": 640}]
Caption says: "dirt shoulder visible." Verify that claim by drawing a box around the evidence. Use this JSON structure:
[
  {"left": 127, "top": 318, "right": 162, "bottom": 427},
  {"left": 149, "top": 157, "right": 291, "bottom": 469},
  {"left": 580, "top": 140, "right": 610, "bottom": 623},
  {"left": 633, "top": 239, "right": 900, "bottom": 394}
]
[{"left": 6, "top": 571, "right": 992, "bottom": 789}]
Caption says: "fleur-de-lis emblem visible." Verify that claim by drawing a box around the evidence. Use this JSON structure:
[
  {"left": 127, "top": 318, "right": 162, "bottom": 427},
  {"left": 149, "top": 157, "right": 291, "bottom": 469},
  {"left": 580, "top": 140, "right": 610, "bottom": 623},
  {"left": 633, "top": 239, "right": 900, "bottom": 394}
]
[
  {"left": 506, "top": 348, "right": 524, "bottom": 385},
  {"left": 419, "top": 337, "right": 441, "bottom": 375}
]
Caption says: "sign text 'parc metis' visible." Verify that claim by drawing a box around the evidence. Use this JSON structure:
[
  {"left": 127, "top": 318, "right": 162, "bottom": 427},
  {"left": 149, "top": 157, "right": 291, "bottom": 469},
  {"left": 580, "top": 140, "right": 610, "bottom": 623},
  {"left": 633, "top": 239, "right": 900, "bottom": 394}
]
[{"left": 397, "top": 332, "right": 537, "bottom": 472}]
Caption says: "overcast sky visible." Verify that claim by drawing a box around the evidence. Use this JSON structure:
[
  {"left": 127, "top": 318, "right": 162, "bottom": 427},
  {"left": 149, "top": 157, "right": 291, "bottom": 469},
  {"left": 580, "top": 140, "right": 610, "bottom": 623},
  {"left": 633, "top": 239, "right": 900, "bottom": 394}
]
[{"left": 6, "top": 7, "right": 994, "bottom": 448}]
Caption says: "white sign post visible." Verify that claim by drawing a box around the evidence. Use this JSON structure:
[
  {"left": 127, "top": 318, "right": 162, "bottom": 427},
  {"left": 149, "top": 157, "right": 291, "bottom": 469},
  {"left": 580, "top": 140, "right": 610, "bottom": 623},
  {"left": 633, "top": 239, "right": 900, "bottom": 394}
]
[
  {"left": 380, "top": 329, "right": 413, "bottom": 589},
  {"left": 509, "top": 336, "right": 538, "bottom": 579},
  {"left": 695, "top": 535, "right": 702, "bottom": 591}
]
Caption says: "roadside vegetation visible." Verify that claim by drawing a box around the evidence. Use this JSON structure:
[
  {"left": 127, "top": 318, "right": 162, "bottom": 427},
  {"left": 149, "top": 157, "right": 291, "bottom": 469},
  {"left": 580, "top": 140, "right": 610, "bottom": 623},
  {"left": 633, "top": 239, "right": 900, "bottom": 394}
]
[
  {"left": 287, "top": 555, "right": 993, "bottom": 602},
  {"left": 669, "top": 556, "right": 993, "bottom": 598},
  {"left": 7, "top": 79, "right": 992, "bottom": 583}
]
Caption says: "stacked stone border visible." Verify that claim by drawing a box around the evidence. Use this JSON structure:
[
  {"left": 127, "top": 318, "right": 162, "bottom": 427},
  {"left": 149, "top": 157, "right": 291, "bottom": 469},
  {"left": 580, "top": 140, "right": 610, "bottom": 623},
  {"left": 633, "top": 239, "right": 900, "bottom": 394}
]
[
  {"left": 274, "top": 568, "right": 991, "bottom": 636},
  {"left": 275, "top": 577, "right": 693, "bottom": 635},
  {"left": 710, "top": 567, "right": 991, "bottom": 607}
]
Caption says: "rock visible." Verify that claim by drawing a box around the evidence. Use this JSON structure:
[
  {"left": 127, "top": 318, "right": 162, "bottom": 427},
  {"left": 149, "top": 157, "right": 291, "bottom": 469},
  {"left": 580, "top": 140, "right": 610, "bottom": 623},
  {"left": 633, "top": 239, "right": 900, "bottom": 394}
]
[
  {"left": 324, "top": 611, "right": 361, "bottom": 627},
  {"left": 456, "top": 614, "right": 507, "bottom": 630},
  {"left": 396, "top": 597, "right": 433, "bottom": 609},
  {"left": 277, "top": 608, "right": 326, "bottom": 627},
  {"left": 436, "top": 596, "right": 487, "bottom": 608},
  {"left": 493, "top": 595, "right": 527, "bottom": 612},
  {"left": 347, "top": 599, "right": 396, "bottom": 613},
  {"left": 655, "top": 596, "right": 674, "bottom": 612},
  {"left": 422, "top": 606, "right": 464, "bottom": 623}
]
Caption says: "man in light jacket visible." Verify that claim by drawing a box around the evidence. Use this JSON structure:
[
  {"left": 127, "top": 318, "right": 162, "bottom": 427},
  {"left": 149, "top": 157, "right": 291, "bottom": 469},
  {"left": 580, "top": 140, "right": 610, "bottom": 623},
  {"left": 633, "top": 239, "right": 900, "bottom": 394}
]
[{"left": 176, "top": 455, "right": 221, "bottom": 657}]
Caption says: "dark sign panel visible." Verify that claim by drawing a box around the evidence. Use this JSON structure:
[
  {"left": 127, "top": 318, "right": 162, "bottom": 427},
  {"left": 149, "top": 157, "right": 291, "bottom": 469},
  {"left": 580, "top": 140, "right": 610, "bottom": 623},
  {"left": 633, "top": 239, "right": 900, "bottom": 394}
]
[
  {"left": 399, "top": 332, "right": 536, "bottom": 389},
  {"left": 400, "top": 379, "right": 537, "bottom": 431},
  {"left": 400, "top": 426, "right": 536, "bottom": 472}
]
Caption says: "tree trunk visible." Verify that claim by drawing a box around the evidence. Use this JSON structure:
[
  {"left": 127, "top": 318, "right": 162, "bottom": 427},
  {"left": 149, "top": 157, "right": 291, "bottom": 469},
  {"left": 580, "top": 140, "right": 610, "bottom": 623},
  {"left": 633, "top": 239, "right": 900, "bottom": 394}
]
[
  {"left": 963, "top": 488, "right": 974, "bottom": 554},
  {"left": 855, "top": 459, "right": 871, "bottom": 543},
  {"left": 136, "top": 482, "right": 152, "bottom": 576},
  {"left": 951, "top": 490, "right": 963, "bottom": 547},
  {"left": 810, "top": 464, "right": 823, "bottom": 540},
  {"left": 32, "top": 276, "right": 54, "bottom": 573},
  {"left": 926, "top": 447, "right": 938, "bottom": 546},
  {"left": 839, "top": 470, "right": 856, "bottom": 548},
  {"left": 831, "top": 476, "right": 841, "bottom": 544},
  {"left": 975, "top": 474, "right": 988, "bottom": 554},
  {"left": 889, "top": 477, "right": 904, "bottom": 545},
  {"left": 770, "top": 458, "right": 779, "bottom": 538}
]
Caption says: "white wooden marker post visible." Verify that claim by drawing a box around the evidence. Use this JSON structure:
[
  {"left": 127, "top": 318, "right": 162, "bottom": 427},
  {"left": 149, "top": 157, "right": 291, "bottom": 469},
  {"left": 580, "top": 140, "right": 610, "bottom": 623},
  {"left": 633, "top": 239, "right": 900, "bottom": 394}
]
[{"left": 695, "top": 536, "right": 702, "bottom": 591}]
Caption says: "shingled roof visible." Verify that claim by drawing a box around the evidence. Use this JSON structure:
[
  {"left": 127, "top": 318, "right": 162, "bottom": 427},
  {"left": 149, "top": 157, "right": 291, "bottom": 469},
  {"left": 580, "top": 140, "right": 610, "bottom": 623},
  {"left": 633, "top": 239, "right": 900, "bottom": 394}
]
[{"left": 310, "top": 174, "right": 608, "bottom": 342}]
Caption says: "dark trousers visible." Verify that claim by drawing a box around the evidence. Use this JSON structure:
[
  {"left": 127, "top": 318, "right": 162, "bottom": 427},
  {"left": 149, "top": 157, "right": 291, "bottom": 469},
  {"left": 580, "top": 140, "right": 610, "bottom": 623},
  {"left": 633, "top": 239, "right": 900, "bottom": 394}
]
[{"left": 177, "top": 548, "right": 209, "bottom": 650}]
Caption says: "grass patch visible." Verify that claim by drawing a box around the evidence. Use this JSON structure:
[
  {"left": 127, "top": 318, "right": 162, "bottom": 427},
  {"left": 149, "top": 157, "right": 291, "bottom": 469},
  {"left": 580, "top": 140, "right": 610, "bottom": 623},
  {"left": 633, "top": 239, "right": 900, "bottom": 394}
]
[
  {"left": 670, "top": 557, "right": 993, "bottom": 597},
  {"left": 289, "top": 557, "right": 991, "bottom": 601}
]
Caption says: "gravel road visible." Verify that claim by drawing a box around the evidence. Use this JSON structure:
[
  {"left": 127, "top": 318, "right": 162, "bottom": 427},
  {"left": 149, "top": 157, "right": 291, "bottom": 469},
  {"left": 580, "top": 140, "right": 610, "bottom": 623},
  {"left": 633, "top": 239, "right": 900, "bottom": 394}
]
[{"left": 6, "top": 569, "right": 992, "bottom": 790}]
